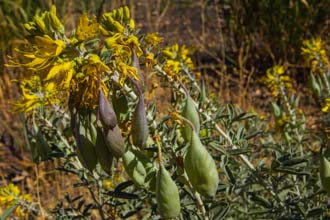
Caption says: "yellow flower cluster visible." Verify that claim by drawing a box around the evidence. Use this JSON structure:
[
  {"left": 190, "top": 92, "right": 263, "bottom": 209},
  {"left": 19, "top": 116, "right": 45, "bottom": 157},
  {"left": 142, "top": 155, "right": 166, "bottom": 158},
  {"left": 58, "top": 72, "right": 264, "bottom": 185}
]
[
  {"left": 101, "top": 7, "right": 142, "bottom": 85},
  {"left": 7, "top": 6, "right": 145, "bottom": 111},
  {"left": 0, "top": 184, "right": 32, "bottom": 218},
  {"left": 162, "top": 44, "right": 194, "bottom": 79},
  {"left": 262, "top": 65, "right": 292, "bottom": 97},
  {"left": 301, "top": 38, "right": 329, "bottom": 74}
]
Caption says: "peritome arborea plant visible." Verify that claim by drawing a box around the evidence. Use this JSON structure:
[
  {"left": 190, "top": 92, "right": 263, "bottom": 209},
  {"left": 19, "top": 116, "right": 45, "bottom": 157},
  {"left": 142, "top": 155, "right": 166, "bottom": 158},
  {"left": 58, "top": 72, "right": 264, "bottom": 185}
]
[{"left": 3, "top": 5, "right": 330, "bottom": 219}]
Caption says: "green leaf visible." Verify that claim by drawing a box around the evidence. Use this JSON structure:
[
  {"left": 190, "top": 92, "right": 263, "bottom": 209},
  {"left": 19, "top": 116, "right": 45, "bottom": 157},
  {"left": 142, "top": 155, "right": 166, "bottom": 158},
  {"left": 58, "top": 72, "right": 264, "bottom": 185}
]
[
  {"left": 0, "top": 204, "right": 18, "bottom": 220},
  {"left": 232, "top": 112, "right": 256, "bottom": 122}
]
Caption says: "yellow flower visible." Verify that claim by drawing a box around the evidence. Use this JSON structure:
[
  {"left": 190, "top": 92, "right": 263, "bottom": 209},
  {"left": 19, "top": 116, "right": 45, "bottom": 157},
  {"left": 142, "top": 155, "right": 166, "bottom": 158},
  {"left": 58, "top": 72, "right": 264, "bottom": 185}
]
[
  {"left": 145, "top": 52, "right": 156, "bottom": 67},
  {"left": 8, "top": 35, "right": 66, "bottom": 71},
  {"left": 164, "top": 60, "right": 180, "bottom": 78},
  {"left": 76, "top": 13, "right": 99, "bottom": 41},
  {"left": 301, "top": 38, "right": 329, "bottom": 74},
  {"left": 126, "top": 35, "right": 143, "bottom": 57},
  {"left": 262, "top": 65, "right": 292, "bottom": 97},
  {"left": 24, "top": 5, "right": 64, "bottom": 36},
  {"left": 117, "top": 62, "right": 138, "bottom": 85},
  {"left": 179, "top": 45, "right": 190, "bottom": 59},
  {"left": 145, "top": 32, "right": 163, "bottom": 46},
  {"left": 46, "top": 61, "right": 75, "bottom": 88},
  {"left": 163, "top": 44, "right": 179, "bottom": 59},
  {"left": 322, "top": 98, "right": 330, "bottom": 113},
  {"left": 104, "top": 179, "right": 113, "bottom": 190},
  {"left": 0, "top": 184, "right": 32, "bottom": 218},
  {"left": 12, "top": 76, "right": 59, "bottom": 112}
]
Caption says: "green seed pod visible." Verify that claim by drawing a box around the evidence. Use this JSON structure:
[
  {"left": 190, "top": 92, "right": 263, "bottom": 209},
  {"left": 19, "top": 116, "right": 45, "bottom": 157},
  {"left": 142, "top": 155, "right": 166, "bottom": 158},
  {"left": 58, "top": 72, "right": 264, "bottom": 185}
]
[
  {"left": 185, "top": 131, "right": 219, "bottom": 197},
  {"left": 104, "top": 125, "right": 124, "bottom": 158},
  {"left": 156, "top": 164, "right": 181, "bottom": 219},
  {"left": 131, "top": 95, "right": 149, "bottom": 149},
  {"left": 123, "top": 150, "right": 147, "bottom": 187},
  {"left": 182, "top": 95, "right": 200, "bottom": 141},
  {"left": 95, "top": 127, "right": 113, "bottom": 175},
  {"left": 76, "top": 134, "right": 97, "bottom": 171},
  {"left": 99, "top": 89, "right": 117, "bottom": 129},
  {"left": 320, "top": 151, "right": 330, "bottom": 193},
  {"left": 123, "top": 149, "right": 156, "bottom": 188}
]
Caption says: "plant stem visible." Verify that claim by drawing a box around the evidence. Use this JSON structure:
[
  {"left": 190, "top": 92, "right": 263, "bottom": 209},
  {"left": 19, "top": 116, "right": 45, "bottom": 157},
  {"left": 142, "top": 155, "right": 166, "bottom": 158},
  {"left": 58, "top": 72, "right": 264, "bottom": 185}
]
[{"left": 182, "top": 172, "right": 208, "bottom": 220}]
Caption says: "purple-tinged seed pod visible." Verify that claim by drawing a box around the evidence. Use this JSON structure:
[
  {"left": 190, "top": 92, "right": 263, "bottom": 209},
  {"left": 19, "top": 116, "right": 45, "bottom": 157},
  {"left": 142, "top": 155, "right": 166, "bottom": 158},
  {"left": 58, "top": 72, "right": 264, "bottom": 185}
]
[
  {"left": 104, "top": 125, "right": 125, "bottom": 158},
  {"left": 131, "top": 94, "right": 149, "bottom": 149},
  {"left": 99, "top": 89, "right": 117, "bottom": 129}
]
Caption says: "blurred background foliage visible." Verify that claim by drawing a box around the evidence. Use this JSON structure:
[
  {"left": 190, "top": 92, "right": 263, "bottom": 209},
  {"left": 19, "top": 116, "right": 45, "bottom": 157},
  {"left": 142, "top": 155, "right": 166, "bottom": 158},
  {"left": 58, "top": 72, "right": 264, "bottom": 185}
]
[{"left": 0, "top": 0, "right": 329, "bottom": 218}]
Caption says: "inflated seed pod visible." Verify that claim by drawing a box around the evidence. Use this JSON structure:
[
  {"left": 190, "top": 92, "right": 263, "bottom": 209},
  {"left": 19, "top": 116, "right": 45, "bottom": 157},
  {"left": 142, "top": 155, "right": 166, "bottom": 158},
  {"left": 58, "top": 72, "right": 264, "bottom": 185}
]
[
  {"left": 104, "top": 125, "right": 124, "bottom": 158},
  {"left": 76, "top": 134, "right": 97, "bottom": 172},
  {"left": 123, "top": 149, "right": 156, "bottom": 188},
  {"left": 182, "top": 95, "right": 200, "bottom": 141},
  {"left": 156, "top": 164, "right": 181, "bottom": 219},
  {"left": 320, "top": 153, "right": 330, "bottom": 193},
  {"left": 95, "top": 127, "right": 113, "bottom": 175},
  {"left": 99, "top": 89, "right": 117, "bottom": 129},
  {"left": 185, "top": 131, "right": 219, "bottom": 197},
  {"left": 131, "top": 95, "right": 149, "bottom": 149},
  {"left": 123, "top": 150, "right": 147, "bottom": 187}
]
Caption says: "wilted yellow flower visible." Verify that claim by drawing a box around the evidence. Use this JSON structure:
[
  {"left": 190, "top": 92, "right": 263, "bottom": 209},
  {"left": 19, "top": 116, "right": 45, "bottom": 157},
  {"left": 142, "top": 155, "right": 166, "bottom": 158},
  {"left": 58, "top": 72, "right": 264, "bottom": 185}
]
[
  {"left": 145, "top": 32, "right": 163, "bottom": 46},
  {"left": 70, "top": 55, "right": 109, "bottom": 109},
  {"left": 322, "top": 98, "right": 330, "bottom": 113},
  {"left": 76, "top": 14, "right": 99, "bottom": 41},
  {"left": 262, "top": 65, "right": 292, "bottom": 97}
]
